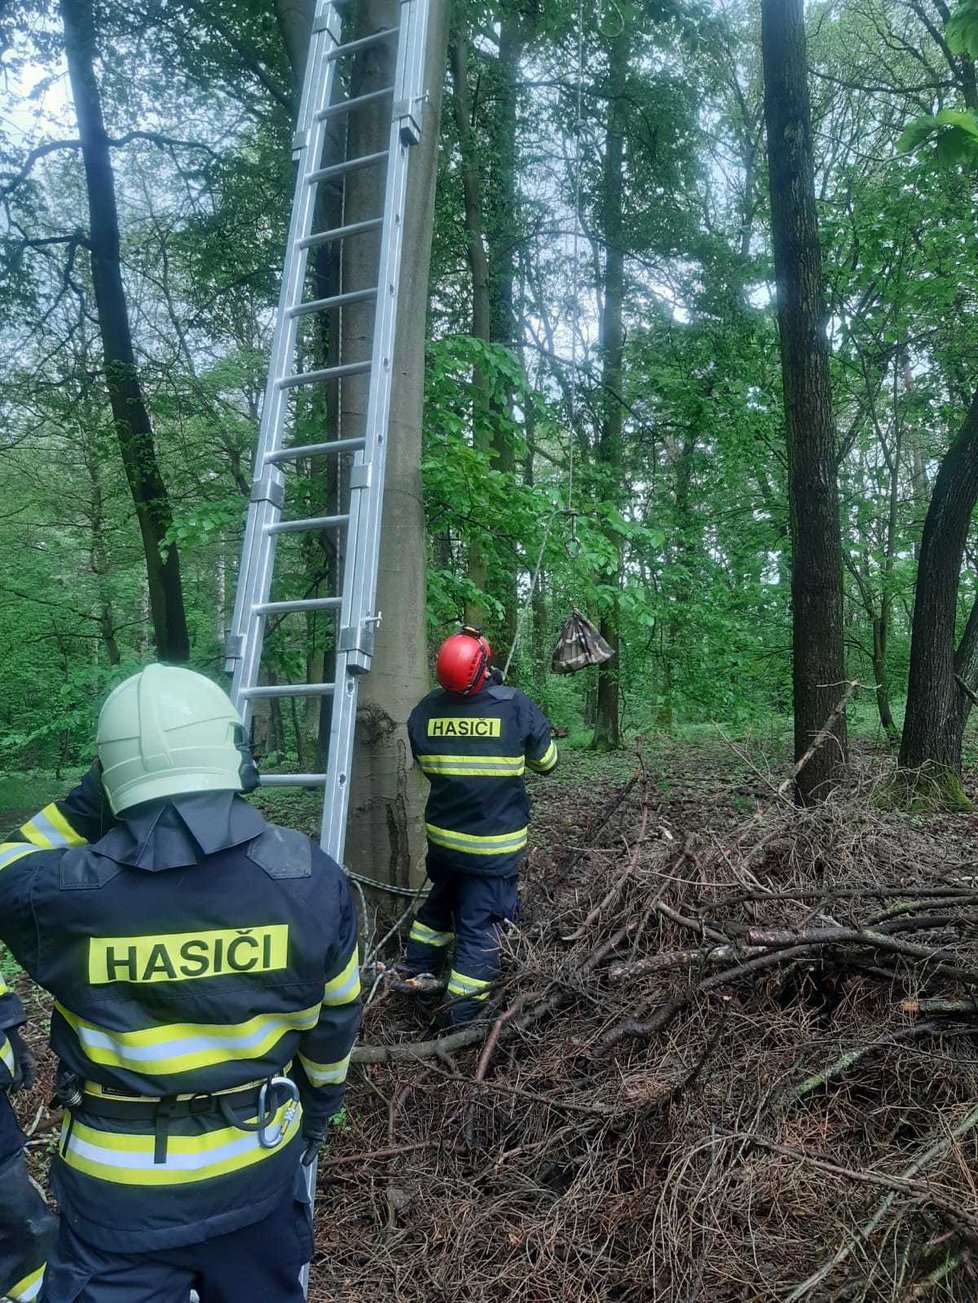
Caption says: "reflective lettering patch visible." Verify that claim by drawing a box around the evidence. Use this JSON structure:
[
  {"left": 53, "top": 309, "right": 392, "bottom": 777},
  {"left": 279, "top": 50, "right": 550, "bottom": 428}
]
[
  {"left": 427, "top": 717, "right": 502, "bottom": 738},
  {"left": 89, "top": 926, "right": 289, "bottom": 985}
]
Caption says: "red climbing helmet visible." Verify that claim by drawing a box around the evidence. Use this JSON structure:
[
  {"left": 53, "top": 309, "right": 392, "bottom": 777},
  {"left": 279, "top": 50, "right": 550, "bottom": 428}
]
[{"left": 435, "top": 627, "right": 492, "bottom": 695}]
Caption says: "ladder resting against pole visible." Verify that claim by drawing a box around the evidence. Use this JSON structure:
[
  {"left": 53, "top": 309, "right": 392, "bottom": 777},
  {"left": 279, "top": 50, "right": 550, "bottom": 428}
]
[{"left": 223, "top": 0, "right": 432, "bottom": 1293}]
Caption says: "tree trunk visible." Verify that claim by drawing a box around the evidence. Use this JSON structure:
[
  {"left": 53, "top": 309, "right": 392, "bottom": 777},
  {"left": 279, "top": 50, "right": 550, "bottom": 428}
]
[
  {"left": 61, "top": 0, "right": 190, "bottom": 662},
  {"left": 899, "top": 389, "right": 978, "bottom": 798},
  {"left": 274, "top": 0, "right": 316, "bottom": 84},
  {"left": 592, "top": 29, "right": 627, "bottom": 752},
  {"left": 761, "top": 0, "right": 847, "bottom": 802},
  {"left": 340, "top": 0, "right": 449, "bottom": 886},
  {"left": 450, "top": 28, "right": 492, "bottom": 630},
  {"left": 485, "top": 8, "right": 523, "bottom": 654}
]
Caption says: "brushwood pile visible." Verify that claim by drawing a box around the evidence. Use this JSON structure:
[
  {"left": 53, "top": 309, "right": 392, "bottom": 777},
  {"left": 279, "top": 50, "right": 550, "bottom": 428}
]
[{"left": 10, "top": 742, "right": 978, "bottom": 1301}]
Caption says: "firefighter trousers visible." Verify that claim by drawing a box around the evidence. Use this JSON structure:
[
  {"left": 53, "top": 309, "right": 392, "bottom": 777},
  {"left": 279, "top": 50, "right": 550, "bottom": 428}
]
[
  {"left": 38, "top": 1179, "right": 312, "bottom": 1302},
  {"left": 403, "top": 859, "right": 518, "bottom": 1025},
  {"left": 0, "top": 1095, "right": 57, "bottom": 1303}
]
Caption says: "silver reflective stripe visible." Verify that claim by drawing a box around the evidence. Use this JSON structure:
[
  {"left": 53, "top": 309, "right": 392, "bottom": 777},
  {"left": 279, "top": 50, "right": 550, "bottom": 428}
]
[
  {"left": 20, "top": 804, "right": 86, "bottom": 849},
  {"left": 57, "top": 1002, "right": 320, "bottom": 1073},
  {"left": 0, "top": 842, "right": 42, "bottom": 871},
  {"left": 297, "top": 1049, "right": 352, "bottom": 1087}
]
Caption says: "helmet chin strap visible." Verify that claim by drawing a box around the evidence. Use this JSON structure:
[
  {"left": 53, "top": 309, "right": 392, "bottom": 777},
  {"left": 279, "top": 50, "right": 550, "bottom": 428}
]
[{"left": 459, "top": 626, "right": 489, "bottom": 694}]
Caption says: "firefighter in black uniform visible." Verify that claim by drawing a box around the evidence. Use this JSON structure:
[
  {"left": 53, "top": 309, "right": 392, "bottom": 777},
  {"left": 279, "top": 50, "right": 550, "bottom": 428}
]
[
  {"left": 0, "top": 664, "right": 361, "bottom": 1302},
  {"left": 0, "top": 988, "right": 57, "bottom": 1301},
  {"left": 400, "top": 628, "right": 558, "bottom": 1024}
]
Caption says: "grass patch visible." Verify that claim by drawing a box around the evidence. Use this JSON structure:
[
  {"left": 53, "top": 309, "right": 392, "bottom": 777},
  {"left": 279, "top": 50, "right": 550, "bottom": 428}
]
[{"left": 0, "top": 769, "right": 86, "bottom": 820}]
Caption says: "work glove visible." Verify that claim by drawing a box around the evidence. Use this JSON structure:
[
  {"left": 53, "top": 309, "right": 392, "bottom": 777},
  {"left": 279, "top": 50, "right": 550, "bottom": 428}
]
[
  {"left": 6, "top": 1027, "right": 36, "bottom": 1093},
  {"left": 300, "top": 1124, "right": 327, "bottom": 1167}
]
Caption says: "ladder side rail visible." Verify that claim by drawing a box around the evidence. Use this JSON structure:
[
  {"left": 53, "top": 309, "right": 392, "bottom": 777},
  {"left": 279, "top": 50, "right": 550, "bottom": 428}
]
[
  {"left": 318, "top": 0, "right": 431, "bottom": 860},
  {"left": 339, "top": 0, "right": 430, "bottom": 677},
  {"left": 226, "top": 0, "right": 345, "bottom": 726}
]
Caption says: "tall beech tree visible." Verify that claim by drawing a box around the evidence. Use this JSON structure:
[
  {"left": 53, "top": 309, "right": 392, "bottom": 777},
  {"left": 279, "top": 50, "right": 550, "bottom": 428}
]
[
  {"left": 60, "top": 0, "right": 190, "bottom": 661},
  {"left": 762, "top": 0, "right": 848, "bottom": 801}
]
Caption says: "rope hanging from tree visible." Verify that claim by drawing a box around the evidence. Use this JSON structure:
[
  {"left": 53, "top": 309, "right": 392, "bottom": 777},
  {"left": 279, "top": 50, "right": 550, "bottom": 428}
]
[{"left": 501, "top": 0, "right": 615, "bottom": 680}]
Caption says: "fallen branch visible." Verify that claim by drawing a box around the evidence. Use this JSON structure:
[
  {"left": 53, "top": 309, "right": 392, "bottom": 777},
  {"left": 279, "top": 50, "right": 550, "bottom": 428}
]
[
  {"left": 788, "top": 1021, "right": 943, "bottom": 1101},
  {"left": 562, "top": 750, "right": 650, "bottom": 942},
  {"left": 783, "top": 1101, "right": 978, "bottom": 1300},
  {"left": 723, "top": 1130, "right": 978, "bottom": 1237},
  {"left": 607, "top": 944, "right": 766, "bottom": 981},
  {"left": 779, "top": 680, "right": 858, "bottom": 797},
  {"left": 745, "top": 924, "right": 978, "bottom": 984},
  {"left": 549, "top": 768, "right": 639, "bottom": 888}
]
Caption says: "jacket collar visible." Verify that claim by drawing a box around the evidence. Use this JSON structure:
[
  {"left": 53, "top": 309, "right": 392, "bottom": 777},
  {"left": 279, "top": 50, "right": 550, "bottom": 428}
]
[{"left": 94, "top": 792, "right": 266, "bottom": 872}]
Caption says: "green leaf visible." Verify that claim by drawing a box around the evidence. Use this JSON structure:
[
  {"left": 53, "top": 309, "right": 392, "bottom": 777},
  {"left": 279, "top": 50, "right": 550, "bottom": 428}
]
[
  {"left": 896, "top": 116, "right": 939, "bottom": 154},
  {"left": 947, "top": 0, "right": 978, "bottom": 57}
]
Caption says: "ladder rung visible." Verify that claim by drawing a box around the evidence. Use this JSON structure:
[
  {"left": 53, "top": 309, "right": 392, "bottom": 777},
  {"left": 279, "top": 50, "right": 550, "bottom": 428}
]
[
  {"left": 259, "top": 774, "right": 328, "bottom": 787},
  {"left": 266, "top": 436, "right": 367, "bottom": 465},
  {"left": 240, "top": 683, "right": 336, "bottom": 700},
  {"left": 299, "top": 218, "right": 384, "bottom": 251},
  {"left": 255, "top": 598, "right": 342, "bottom": 615},
  {"left": 277, "top": 360, "right": 372, "bottom": 390},
  {"left": 317, "top": 87, "right": 394, "bottom": 122},
  {"left": 307, "top": 150, "right": 389, "bottom": 185},
  {"left": 288, "top": 287, "right": 378, "bottom": 319},
  {"left": 267, "top": 513, "right": 350, "bottom": 536},
  {"left": 325, "top": 27, "right": 399, "bottom": 62}
]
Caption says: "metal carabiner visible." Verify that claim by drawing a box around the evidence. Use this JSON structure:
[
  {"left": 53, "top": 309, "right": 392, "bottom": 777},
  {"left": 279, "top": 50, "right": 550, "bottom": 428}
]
[{"left": 257, "top": 1075, "right": 300, "bottom": 1150}]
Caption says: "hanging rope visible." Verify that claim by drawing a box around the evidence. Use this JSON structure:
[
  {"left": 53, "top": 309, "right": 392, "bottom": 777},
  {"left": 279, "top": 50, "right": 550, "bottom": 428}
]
[
  {"left": 568, "top": 0, "right": 586, "bottom": 531},
  {"left": 500, "top": 0, "right": 588, "bottom": 676},
  {"left": 502, "top": 508, "right": 557, "bottom": 680}
]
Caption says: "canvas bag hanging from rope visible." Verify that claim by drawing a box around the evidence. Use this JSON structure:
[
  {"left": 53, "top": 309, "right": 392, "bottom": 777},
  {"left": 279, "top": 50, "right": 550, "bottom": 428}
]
[{"left": 551, "top": 609, "right": 615, "bottom": 675}]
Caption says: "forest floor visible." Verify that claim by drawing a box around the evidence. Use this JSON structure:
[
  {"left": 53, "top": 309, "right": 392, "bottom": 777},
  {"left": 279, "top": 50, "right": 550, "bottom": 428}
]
[{"left": 7, "top": 735, "right": 978, "bottom": 1300}]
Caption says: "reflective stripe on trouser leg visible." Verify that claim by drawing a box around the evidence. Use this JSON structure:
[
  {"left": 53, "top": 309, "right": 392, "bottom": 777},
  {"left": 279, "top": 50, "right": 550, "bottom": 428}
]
[
  {"left": 403, "top": 865, "right": 458, "bottom": 976},
  {"left": 443, "top": 874, "right": 518, "bottom": 1026},
  {"left": 8, "top": 1264, "right": 45, "bottom": 1301},
  {"left": 0, "top": 1127, "right": 57, "bottom": 1303}
]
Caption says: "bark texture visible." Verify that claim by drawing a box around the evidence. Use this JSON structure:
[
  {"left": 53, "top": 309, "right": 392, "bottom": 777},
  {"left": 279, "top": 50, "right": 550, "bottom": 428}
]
[
  {"left": 61, "top": 0, "right": 189, "bottom": 662},
  {"left": 762, "top": 0, "right": 847, "bottom": 801},
  {"left": 900, "top": 390, "right": 978, "bottom": 788}
]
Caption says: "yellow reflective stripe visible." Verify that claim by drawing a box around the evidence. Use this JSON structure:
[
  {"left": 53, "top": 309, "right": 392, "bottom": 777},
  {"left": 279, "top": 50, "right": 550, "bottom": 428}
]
[
  {"left": 408, "top": 920, "right": 453, "bottom": 947},
  {"left": 0, "top": 1033, "right": 15, "bottom": 1078},
  {"left": 8, "top": 1263, "right": 45, "bottom": 1302},
  {"left": 425, "top": 823, "right": 528, "bottom": 856},
  {"left": 0, "top": 841, "right": 43, "bottom": 871},
  {"left": 418, "top": 754, "right": 525, "bottom": 777},
  {"left": 322, "top": 948, "right": 360, "bottom": 1007},
  {"left": 61, "top": 1100, "right": 301, "bottom": 1187},
  {"left": 55, "top": 1001, "right": 320, "bottom": 1074},
  {"left": 20, "top": 802, "right": 87, "bottom": 850},
  {"left": 297, "top": 1049, "right": 352, "bottom": 1088},
  {"left": 447, "top": 970, "right": 491, "bottom": 1000},
  {"left": 0, "top": 976, "right": 9, "bottom": 997},
  {"left": 527, "top": 741, "right": 558, "bottom": 773}
]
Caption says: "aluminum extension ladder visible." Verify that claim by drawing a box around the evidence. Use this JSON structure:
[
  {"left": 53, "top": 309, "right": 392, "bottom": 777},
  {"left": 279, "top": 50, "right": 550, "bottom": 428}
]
[
  {"left": 222, "top": 0, "right": 431, "bottom": 1293},
  {"left": 225, "top": 0, "right": 430, "bottom": 858}
]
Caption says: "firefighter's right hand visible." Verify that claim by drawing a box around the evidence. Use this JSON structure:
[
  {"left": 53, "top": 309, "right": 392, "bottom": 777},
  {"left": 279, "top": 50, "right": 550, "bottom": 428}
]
[{"left": 6, "top": 1027, "right": 36, "bottom": 1093}]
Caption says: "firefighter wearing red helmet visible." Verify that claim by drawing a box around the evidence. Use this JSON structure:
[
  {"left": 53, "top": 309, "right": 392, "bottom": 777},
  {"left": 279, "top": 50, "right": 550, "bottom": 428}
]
[{"left": 401, "top": 628, "right": 558, "bottom": 1024}]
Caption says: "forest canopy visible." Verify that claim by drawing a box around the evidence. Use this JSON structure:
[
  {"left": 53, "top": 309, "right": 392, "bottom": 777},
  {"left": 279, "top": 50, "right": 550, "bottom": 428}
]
[{"left": 3, "top": 0, "right": 978, "bottom": 786}]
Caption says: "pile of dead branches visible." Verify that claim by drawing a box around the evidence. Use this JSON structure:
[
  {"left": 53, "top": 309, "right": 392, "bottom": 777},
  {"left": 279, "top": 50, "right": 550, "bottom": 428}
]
[{"left": 311, "top": 761, "right": 978, "bottom": 1301}]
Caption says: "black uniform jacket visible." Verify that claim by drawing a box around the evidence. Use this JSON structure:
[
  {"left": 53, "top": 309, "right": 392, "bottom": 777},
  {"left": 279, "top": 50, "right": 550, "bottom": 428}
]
[
  {"left": 0, "top": 768, "right": 360, "bottom": 1251},
  {"left": 407, "top": 683, "right": 558, "bottom": 875}
]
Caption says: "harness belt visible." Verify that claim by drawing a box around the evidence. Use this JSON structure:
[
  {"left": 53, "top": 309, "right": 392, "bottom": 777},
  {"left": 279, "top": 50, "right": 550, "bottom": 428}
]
[{"left": 62, "top": 1073, "right": 299, "bottom": 1164}]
